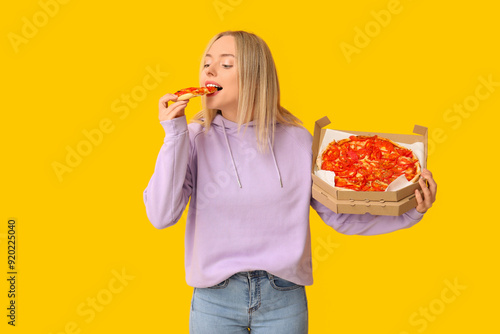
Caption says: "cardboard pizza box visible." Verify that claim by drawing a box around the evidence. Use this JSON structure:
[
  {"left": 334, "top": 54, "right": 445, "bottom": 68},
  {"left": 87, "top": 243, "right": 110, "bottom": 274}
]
[{"left": 312, "top": 116, "right": 428, "bottom": 216}]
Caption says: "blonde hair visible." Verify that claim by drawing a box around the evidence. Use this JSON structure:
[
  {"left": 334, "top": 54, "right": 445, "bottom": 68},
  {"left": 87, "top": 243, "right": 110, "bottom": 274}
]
[{"left": 192, "top": 30, "right": 302, "bottom": 150}]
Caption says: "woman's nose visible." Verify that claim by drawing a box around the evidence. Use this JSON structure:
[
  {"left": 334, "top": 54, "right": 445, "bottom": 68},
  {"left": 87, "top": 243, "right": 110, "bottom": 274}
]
[{"left": 205, "top": 64, "right": 216, "bottom": 76}]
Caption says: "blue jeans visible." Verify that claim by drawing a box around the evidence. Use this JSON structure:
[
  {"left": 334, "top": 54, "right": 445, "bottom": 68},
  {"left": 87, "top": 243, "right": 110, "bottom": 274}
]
[{"left": 189, "top": 271, "right": 308, "bottom": 333}]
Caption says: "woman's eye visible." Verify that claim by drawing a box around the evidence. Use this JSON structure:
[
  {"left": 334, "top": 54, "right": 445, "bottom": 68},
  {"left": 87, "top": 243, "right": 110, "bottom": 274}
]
[{"left": 204, "top": 63, "right": 232, "bottom": 69}]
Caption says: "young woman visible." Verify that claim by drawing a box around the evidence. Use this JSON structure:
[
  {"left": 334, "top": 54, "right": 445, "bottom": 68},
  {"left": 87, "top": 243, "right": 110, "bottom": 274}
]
[{"left": 143, "top": 30, "right": 437, "bottom": 334}]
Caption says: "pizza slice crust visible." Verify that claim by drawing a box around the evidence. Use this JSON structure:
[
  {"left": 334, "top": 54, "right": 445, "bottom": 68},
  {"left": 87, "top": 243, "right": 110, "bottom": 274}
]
[{"left": 176, "top": 93, "right": 196, "bottom": 101}]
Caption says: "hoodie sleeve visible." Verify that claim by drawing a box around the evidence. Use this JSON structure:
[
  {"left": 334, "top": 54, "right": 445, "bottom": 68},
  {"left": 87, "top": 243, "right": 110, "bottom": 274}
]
[
  {"left": 143, "top": 116, "right": 193, "bottom": 229},
  {"left": 311, "top": 197, "right": 424, "bottom": 235}
]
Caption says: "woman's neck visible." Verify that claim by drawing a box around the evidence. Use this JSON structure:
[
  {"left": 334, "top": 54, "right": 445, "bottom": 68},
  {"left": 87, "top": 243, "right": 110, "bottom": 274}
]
[
  {"left": 220, "top": 109, "right": 238, "bottom": 123},
  {"left": 220, "top": 109, "right": 254, "bottom": 124}
]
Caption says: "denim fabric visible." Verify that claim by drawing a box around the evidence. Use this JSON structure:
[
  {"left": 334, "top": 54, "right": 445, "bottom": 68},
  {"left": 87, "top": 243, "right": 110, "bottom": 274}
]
[{"left": 189, "top": 271, "right": 308, "bottom": 333}]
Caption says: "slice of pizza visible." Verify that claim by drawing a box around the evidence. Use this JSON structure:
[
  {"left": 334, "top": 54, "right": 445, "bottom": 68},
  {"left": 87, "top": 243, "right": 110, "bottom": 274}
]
[
  {"left": 317, "top": 135, "right": 421, "bottom": 191},
  {"left": 174, "top": 85, "right": 222, "bottom": 101}
]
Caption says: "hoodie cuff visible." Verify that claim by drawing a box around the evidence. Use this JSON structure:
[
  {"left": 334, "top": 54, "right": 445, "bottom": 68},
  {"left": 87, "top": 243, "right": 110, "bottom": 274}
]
[
  {"left": 160, "top": 116, "right": 188, "bottom": 138},
  {"left": 405, "top": 208, "right": 425, "bottom": 221}
]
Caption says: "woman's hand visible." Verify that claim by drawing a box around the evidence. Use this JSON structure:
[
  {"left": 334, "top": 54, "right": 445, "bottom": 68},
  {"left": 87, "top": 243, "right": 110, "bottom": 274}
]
[
  {"left": 158, "top": 93, "right": 189, "bottom": 122},
  {"left": 415, "top": 168, "right": 437, "bottom": 213}
]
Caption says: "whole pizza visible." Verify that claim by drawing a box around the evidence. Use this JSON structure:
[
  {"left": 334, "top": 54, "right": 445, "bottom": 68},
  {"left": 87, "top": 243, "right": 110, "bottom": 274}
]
[{"left": 317, "top": 135, "right": 421, "bottom": 191}]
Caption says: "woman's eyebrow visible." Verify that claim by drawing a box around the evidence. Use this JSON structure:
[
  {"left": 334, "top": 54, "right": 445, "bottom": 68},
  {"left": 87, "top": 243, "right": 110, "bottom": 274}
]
[{"left": 205, "top": 53, "right": 235, "bottom": 58}]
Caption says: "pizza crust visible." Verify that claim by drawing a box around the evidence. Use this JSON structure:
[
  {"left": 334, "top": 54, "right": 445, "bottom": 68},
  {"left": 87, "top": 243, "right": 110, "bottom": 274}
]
[
  {"left": 410, "top": 160, "right": 421, "bottom": 183},
  {"left": 177, "top": 93, "right": 196, "bottom": 101}
]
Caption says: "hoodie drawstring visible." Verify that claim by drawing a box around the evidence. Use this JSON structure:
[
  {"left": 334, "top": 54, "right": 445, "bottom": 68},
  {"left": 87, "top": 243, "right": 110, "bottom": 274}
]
[
  {"left": 220, "top": 117, "right": 283, "bottom": 189},
  {"left": 268, "top": 137, "right": 283, "bottom": 188},
  {"left": 221, "top": 118, "right": 242, "bottom": 188}
]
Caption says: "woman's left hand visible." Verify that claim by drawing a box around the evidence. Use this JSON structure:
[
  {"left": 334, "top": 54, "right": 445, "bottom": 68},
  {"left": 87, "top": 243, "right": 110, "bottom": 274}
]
[{"left": 415, "top": 168, "right": 437, "bottom": 213}]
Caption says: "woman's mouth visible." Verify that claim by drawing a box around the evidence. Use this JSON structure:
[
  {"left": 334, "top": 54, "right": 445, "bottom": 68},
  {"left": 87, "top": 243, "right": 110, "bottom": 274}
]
[{"left": 206, "top": 83, "right": 223, "bottom": 96}]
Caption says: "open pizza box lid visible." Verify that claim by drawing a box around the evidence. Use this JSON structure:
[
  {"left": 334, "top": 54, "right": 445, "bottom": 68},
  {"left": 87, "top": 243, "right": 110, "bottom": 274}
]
[{"left": 312, "top": 116, "right": 428, "bottom": 216}]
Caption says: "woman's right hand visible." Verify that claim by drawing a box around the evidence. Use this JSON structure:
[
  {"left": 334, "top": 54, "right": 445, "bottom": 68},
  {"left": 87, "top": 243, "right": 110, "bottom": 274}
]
[{"left": 158, "top": 93, "right": 189, "bottom": 122}]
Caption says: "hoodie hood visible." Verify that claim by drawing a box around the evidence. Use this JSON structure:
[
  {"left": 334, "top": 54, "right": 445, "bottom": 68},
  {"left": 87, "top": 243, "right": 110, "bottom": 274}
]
[
  {"left": 210, "top": 113, "right": 282, "bottom": 189},
  {"left": 211, "top": 112, "right": 257, "bottom": 134}
]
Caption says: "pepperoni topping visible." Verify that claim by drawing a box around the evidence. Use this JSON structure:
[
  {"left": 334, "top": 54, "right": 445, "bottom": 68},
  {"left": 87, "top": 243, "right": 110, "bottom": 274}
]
[{"left": 320, "top": 135, "right": 420, "bottom": 191}]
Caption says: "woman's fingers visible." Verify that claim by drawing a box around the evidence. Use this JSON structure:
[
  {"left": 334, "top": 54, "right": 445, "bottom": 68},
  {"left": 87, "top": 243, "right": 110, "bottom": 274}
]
[
  {"left": 159, "top": 93, "right": 178, "bottom": 110},
  {"left": 415, "top": 187, "right": 425, "bottom": 212},
  {"left": 422, "top": 169, "right": 437, "bottom": 200},
  {"left": 415, "top": 168, "right": 437, "bottom": 213},
  {"left": 158, "top": 93, "right": 189, "bottom": 121}
]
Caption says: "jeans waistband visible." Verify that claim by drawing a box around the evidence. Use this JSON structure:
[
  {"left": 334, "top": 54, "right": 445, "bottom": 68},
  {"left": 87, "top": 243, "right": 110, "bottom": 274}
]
[{"left": 236, "top": 270, "right": 269, "bottom": 278}]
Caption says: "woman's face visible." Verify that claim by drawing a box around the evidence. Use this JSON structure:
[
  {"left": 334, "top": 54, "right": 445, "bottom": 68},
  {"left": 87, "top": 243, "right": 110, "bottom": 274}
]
[{"left": 200, "top": 35, "right": 239, "bottom": 117}]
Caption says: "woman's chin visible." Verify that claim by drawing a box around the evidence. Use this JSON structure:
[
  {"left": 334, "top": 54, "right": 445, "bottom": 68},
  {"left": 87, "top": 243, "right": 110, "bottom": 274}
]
[{"left": 206, "top": 102, "right": 221, "bottom": 110}]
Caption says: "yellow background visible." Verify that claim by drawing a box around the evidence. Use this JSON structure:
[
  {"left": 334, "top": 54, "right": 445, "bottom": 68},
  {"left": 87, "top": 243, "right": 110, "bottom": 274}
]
[{"left": 1, "top": 0, "right": 498, "bottom": 333}]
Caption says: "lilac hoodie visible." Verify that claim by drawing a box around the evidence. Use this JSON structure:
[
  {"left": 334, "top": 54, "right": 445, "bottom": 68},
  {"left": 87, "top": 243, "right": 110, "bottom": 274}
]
[{"left": 143, "top": 114, "right": 424, "bottom": 288}]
